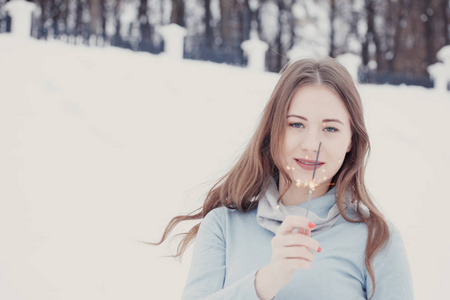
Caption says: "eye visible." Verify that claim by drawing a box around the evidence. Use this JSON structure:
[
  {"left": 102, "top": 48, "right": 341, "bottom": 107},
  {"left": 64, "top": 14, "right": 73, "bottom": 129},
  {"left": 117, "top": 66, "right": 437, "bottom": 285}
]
[
  {"left": 324, "top": 126, "right": 339, "bottom": 132},
  {"left": 289, "top": 122, "right": 304, "bottom": 129}
]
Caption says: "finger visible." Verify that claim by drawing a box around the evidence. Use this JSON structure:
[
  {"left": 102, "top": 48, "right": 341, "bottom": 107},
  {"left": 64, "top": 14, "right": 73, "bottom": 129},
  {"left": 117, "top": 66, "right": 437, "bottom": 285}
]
[
  {"left": 276, "top": 233, "right": 321, "bottom": 252},
  {"left": 295, "top": 227, "right": 311, "bottom": 236},
  {"left": 276, "top": 215, "right": 315, "bottom": 236},
  {"left": 281, "top": 246, "right": 315, "bottom": 261},
  {"left": 285, "top": 258, "right": 312, "bottom": 270}
]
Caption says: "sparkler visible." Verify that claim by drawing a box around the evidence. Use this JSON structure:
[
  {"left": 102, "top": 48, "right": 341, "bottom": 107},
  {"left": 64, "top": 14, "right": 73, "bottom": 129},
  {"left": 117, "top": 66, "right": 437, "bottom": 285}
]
[
  {"left": 305, "top": 142, "right": 322, "bottom": 219},
  {"left": 279, "top": 142, "right": 323, "bottom": 218}
]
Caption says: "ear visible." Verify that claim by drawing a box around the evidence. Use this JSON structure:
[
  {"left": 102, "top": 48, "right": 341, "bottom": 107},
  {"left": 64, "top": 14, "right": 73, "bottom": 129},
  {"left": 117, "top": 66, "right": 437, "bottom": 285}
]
[{"left": 346, "top": 139, "right": 352, "bottom": 153}]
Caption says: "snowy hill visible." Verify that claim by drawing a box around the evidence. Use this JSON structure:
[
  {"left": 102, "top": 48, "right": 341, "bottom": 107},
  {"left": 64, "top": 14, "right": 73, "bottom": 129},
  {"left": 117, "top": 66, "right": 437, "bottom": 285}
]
[{"left": 0, "top": 34, "right": 449, "bottom": 299}]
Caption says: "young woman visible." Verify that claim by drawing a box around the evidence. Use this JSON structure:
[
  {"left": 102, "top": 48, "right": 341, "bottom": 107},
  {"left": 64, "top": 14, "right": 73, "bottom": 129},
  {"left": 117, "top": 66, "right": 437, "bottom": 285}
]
[{"left": 153, "top": 57, "right": 413, "bottom": 299}]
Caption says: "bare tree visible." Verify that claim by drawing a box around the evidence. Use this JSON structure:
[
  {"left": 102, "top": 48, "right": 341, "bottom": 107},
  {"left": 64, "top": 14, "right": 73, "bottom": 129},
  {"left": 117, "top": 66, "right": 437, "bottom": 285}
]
[
  {"left": 422, "top": 0, "right": 436, "bottom": 66},
  {"left": 170, "top": 0, "right": 184, "bottom": 26},
  {"left": 216, "top": 0, "right": 250, "bottom": 65},
  {"left": 361, "top": 0, "right": 383, "bottom": 70},
  {"left": 138, "top": 0, "right": 154, "bottom": 51},
  {"left": 329, "top": 0, "right": 336, "bottom": 57},
  {"left": 204, "top": 0, "right": 213, "bottom": 48},
  {"left": 442, "top": 0, "right": 450, "bottom": 45},
  {"left": 75, "top": 0, "right": 90, "bottom": 43},
  {"left": 111, "top": 0, "right": 126, "bottom": 47}
]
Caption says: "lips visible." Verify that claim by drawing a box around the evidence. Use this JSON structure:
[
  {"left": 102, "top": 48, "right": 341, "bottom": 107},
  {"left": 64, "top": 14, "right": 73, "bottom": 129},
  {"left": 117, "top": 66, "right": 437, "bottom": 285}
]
[{"left": 294, "top": 158, "right": 325, "bottom": 171}]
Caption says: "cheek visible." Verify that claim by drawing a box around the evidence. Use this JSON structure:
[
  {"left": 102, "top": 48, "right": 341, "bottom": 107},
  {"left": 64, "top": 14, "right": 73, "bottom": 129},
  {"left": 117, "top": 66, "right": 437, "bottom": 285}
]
[
  {"left": 335, "top": 135, "right": 352, "bottom": 157},
  {"left": 281, "top": 134, "right": 295, "bottom": 159},
  {"left": 278, "top": 138, "right": 291, "bottom": 167},
  {"left": 322, "top": 141, "right": 350, "bottom": 176}
]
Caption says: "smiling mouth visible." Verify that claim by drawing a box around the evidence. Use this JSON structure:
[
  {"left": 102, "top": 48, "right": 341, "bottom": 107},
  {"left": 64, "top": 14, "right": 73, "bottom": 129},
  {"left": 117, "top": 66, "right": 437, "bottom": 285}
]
[
  {"left": 294, "top": 158, "right": 325, "bottom": 170},
  {"left": 295, "top": 158, "right": 324, "bottom": 165}
]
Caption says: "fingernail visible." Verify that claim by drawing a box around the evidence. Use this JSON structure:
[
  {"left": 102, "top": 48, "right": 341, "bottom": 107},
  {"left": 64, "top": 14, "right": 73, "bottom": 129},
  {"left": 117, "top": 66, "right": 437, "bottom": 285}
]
[
  {"left": 318, "top": 247, "right": 322, "bottom": 253},
  {"left": 308, "top": 222, "right": 315, "bottom": 229}
]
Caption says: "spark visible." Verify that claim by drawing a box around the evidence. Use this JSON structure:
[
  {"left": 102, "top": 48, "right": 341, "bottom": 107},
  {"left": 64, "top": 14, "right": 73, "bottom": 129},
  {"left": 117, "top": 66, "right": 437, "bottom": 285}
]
[{"left": 286, "top": 166, "right": 291, "bottom": 170}]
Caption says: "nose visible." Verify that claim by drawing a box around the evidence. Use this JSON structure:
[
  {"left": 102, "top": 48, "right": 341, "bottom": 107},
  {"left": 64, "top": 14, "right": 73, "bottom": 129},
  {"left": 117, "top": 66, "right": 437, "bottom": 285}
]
[{"left": 300, "top": 130, "right": 321, "bottom": 153}]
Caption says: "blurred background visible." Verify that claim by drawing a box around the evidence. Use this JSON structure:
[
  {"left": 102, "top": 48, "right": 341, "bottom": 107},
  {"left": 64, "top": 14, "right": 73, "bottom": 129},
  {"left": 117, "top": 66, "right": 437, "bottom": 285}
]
[
  {"left": 0, "top": 0, "right": 449, "bottom": 300},
  {"left": 1, "top": 0, "right": 449, "bottom": 83}
]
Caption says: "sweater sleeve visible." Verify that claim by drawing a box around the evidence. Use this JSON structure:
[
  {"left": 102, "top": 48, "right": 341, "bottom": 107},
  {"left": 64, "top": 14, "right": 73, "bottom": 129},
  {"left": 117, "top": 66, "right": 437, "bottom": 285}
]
[
  {"left": 181, "top": 208, "right": 261, "bottom": 300},
  {"left": 365, "top": 225, "right": 414, "bottom": 299}
]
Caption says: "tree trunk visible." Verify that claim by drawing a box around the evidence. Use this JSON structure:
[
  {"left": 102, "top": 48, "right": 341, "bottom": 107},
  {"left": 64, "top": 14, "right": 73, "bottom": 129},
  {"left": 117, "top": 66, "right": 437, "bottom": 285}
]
[
  {"left": 275, "top": 0, "right": 285, "bottom": 71},
  {"left": 238, "top": 0, "right": 250, "bottom": 42},
  {"left": 89, "top": 0, "right": 101, "bottom": 36},
  {"left": 204, "top": 0, "right": 213, "bottom": 48},
  {"left": 58, "top": 0, "right": 69, "bottom": 37},
  {"left": 138, "top": 0, "right": 154, "bottom": 52},
  {"left": 441, "top": 0, "right": 449, "bottom": 45},
  {"left": 219, "top": 0, "right": 237, "bottom": 49},
  {"left": 219, "top": 0, "right": 244, "bottom": 64},
  {"left": 361, "top": 0, "right": 371, "bottom": 68},
  {"left": 329, "top": 0, "right": 336, "bottom": 57},
  {"left": 100, "top": 0, "right": 106, "bottom": 39},
  {"left": 75, "top": 0, "right": 89, "bottom": 43},
  {"left": 112, "top": 0, "right": 125, "bottom": 47},
  {"left": 170, "top": 0, "right": 185, "bottom": 27},
  {"left": 388, "top": 0, "right": 409, "bottom": 72},
  {"left": 423, "top": 0, "right": 435, "bottom": 66},
  {"left": 363, "top": 0, "right": 383, "bottom": 71}
]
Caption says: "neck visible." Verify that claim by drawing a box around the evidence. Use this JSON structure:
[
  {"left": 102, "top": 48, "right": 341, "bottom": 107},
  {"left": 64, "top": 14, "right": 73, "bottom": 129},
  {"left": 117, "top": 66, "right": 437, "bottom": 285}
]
[{"left": 278, "top": 176, "right": 331, "bottom": 206}]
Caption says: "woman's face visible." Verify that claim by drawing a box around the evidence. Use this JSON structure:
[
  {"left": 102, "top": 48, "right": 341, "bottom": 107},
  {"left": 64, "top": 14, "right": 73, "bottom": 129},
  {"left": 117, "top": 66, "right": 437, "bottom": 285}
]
[{"left": 280, "top": 84, "right": 352, "bottom": 188}]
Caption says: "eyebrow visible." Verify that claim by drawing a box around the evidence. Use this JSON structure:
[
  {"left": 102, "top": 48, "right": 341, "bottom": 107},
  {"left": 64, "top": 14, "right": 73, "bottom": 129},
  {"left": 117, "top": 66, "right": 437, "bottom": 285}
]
[{"left": 287, "top": 114, "right": 344, "bottom": 125}]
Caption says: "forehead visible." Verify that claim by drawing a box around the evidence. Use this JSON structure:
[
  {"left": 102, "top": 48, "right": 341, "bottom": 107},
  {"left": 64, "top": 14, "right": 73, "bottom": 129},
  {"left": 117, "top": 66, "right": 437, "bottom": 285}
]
[{"left": 288, "top": 85, "right": 350, "bottom": 121}]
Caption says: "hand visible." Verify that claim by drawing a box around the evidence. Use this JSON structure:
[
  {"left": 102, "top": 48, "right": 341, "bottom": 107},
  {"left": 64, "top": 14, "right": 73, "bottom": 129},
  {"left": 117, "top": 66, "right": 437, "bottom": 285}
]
[{"left": 255, "top": 215, "right": 321, "bottom": 300}]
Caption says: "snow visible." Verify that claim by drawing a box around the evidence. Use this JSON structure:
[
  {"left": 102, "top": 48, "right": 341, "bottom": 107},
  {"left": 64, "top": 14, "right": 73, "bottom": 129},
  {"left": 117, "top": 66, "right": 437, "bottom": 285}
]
[
  {"left": 437, "top": 45, "right": 450, "bottom": 64},
  {"left": 336, "top": 53, "right": 361, "bottom": 81},
  {"left": 0, "top": 34, "right": 449, "bottom": 299}
]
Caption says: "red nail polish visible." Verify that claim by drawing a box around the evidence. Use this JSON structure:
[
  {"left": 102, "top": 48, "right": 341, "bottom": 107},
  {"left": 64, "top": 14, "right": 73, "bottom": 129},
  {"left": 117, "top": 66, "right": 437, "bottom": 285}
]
[
  {"left": 318, "top": 247, "right": 322, "bottom": 253},
  {"left": 308, "top": 222, "right": 316, "bottom": 229}
]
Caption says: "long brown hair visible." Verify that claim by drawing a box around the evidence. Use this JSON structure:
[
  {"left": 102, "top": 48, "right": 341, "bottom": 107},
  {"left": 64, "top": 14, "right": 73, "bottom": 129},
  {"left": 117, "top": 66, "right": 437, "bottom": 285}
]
[{"left": 151, "top": 57, "right": 389, "bottom": 298}]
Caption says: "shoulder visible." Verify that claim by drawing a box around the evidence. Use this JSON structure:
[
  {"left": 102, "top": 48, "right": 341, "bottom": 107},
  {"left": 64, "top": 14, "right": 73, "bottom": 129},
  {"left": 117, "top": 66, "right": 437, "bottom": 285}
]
[
  {"left": 366, "top": 221, "right": 413, "bottom": 298},
  {"left": 380, "top": 221, "right": 407, "bottom": 256},
  {"left": 198, "top": 207, "right": 228, "bottom": 238},
  {"left": 358, "top": 219, "right": 410, "bottom": 269},
  {"left": 201, "top": 206, "right": 262, "bottom": 241},
  {"left": 204, "top": 206, "right": 257, "bottom": 222},
  {"left": 201, "top": 206, "right": 257, "bottom": 232},
  {"left": 203, "top": 206, "right": 228, "bottom": 224},
  {"left": 333, "top": 214, "right": 405, "bottom": 253},
  {"left": 338, "top": 215, "right": 404, "bottom": 240}
]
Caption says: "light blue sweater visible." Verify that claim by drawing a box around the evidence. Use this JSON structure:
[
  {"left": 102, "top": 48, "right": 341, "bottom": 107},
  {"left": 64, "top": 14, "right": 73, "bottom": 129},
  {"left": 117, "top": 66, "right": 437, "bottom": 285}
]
[{"left": 182, "top": 188, "right": 413, "bottom": 299}]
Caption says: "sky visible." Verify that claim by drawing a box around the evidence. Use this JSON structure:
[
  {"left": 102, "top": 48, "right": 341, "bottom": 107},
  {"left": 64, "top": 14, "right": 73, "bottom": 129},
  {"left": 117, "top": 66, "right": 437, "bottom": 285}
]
[{"left": 0, "top": 34, "right": 449, "bottom": 299}]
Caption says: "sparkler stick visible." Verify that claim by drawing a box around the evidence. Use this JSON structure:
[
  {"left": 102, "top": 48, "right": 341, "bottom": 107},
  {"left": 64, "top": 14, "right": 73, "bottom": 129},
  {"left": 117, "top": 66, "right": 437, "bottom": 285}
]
[{"left": 305, "top": 142, "right": 322, "bottom": 219}]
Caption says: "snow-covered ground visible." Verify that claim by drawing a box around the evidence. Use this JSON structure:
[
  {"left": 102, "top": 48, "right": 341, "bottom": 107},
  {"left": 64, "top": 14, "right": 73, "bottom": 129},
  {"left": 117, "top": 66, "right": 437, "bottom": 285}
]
[{"left": 0, "top": 35, "right": 449, "bottom": 299}]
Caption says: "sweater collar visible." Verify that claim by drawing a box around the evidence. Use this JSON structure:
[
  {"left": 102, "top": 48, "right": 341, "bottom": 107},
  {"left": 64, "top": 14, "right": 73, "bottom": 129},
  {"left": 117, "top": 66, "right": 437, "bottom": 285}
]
[
  {"left": 295, "top": 186, "right": 337, "bottom": 219},
  {"left": 256, "top": 177, "right": 341, "bottom": 235}
]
